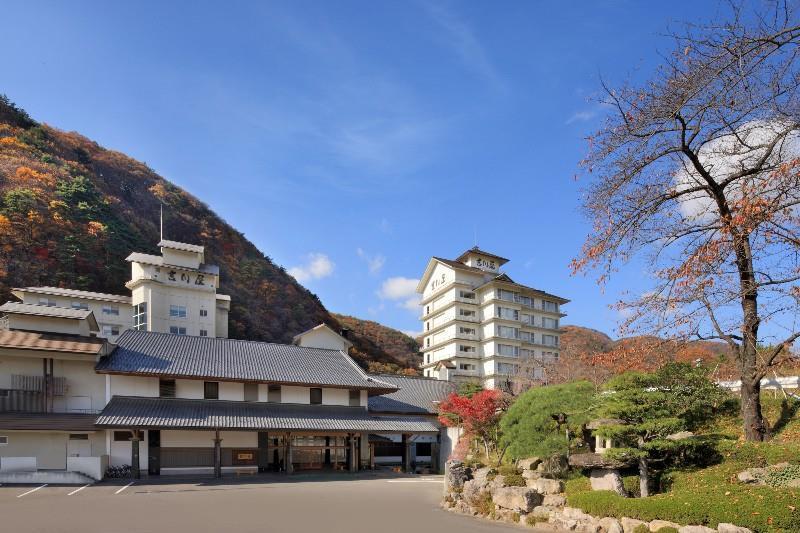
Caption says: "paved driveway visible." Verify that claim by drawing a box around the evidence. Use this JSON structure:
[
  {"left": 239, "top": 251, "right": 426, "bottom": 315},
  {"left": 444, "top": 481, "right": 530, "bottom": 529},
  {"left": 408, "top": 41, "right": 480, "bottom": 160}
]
[{"left": 0, "top": 473, "right": 544, "bottom": 533}]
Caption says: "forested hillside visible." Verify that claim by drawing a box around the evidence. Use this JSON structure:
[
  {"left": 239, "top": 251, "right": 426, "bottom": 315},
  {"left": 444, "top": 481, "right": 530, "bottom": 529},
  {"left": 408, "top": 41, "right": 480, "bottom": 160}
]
[
  {"left": 332, "top": 313, "right": 421, "bottom": 373},
  {"left": 0, "top": 96, "right": 415, "bottom": 371}
]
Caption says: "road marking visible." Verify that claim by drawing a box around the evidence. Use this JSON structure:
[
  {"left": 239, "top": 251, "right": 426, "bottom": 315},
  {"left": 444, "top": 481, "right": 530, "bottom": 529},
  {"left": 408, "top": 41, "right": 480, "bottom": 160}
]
[
  {"left": 17, "top": 484, "right": 47, "bottom": 498},
  {"left": 67, "top": 484, "right": 91, "bottom": 496},
  {"left": 115, "top": 482, "right": 134, "bottom": 494}
]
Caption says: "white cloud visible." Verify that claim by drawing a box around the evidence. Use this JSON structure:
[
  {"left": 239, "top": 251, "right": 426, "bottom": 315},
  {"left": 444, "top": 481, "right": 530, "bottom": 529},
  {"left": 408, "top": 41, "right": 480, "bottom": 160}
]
[
  {"left": 673, "top": 120, "right": 800, "bottom": 221},
  {"left": 377, "top": 276, "right": 421, "bottom": 312},
  {"left": 288, "top": 253, "right": 335, "bottom": 283},
  {"left": 565, "top": 109, "right": 598, "bottom": 125},
  {"left": 356, "top": 248, "right": 386, "bottom": 275}
]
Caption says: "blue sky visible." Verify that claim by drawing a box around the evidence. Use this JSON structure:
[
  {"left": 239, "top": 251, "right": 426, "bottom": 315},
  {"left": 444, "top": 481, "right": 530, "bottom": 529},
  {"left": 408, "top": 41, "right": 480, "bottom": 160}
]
[{"left": 2, "top": 0, "right": 729, "bottom": 337}]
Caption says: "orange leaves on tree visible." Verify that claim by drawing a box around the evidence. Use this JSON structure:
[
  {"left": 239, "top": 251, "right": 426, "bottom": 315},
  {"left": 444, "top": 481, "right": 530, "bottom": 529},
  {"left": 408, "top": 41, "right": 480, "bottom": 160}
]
[
  {"left": 0, "top": 214, "right": 11, "bottom": 236},
  {"left": 15, "top": 166, "right": 55, "bottom": 187},
  {"left": 86, "top": 221, "right": 106, "bottom": 237}
]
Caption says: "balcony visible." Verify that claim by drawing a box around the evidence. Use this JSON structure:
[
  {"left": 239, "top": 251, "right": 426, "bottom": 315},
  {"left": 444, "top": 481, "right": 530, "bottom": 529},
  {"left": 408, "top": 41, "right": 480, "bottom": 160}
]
[{"left": 0, "top": 375, "right": 98, "bottom": 414}]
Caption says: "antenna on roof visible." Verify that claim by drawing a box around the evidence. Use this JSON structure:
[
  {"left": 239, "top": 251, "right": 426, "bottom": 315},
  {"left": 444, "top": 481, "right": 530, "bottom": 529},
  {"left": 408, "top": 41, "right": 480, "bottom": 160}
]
[
  {"left": 160, "top": 202, "right": 164, "bottom": 241},
  {"left": 473, "top": 224, "right": 478, "bottom": 248}
]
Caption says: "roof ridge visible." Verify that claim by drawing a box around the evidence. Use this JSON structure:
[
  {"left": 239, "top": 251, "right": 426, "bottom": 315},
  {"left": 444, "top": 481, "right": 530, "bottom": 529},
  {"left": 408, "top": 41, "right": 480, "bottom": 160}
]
[{"left": 119, "top": 329, "right": 348, "bottom": 352}]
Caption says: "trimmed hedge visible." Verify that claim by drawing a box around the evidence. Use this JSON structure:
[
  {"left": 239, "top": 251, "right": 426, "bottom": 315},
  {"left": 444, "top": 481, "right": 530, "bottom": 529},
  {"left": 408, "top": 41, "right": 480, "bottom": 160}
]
[{"left": 565, "top": 441, "right": 800, "bottom": 532}]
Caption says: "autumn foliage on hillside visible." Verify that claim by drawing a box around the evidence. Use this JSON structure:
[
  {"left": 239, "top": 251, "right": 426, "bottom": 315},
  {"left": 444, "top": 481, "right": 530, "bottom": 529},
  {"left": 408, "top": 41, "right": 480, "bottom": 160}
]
[
  {"left": 0, "top": 96, "right": 411, "bottom": 369},
  {"left": 333, "top": 313, "right": 421, "bottom": 374}
]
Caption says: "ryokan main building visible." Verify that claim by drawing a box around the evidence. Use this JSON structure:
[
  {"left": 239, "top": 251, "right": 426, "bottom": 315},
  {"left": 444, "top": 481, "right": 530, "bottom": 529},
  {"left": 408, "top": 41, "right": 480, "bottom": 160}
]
[{"left": 0, "top": 239, "right": 453, "bottom": 483}]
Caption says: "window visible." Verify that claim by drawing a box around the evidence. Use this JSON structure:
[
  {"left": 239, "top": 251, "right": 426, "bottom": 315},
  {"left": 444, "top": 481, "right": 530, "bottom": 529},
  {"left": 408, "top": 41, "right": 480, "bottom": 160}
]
[
  {"left": 199, "top": 329, "right": 208, "bottom": 337},
  {"left": 267, "top": 385, "right": 281, "bottom": 403},
  {"left": 169, "top": 326, "right": 187, "bottom": 335},
  {"left": 459, "top": 326, "right": 476, "bottom": 335},
  {"left": 496, "top": 307, "right": 519, "bottom": 320},
  {"left": 102, "top": 325, "right": 121, "bottom": 337},
  {"left": 459, "top": 290, "right": 476, "bottom": 300},
  {"left": 204, "top": 382, "right": 219, "bottom": 400},
  {"left": 497, "top": 344, "right": 519, "bottom": 357},
  {"left": 425, "top": 305, "right": 430, "bottom": 315},
  {"left": 497, "top": 363, "right": 520, "bottom": 375},
  {"left": 458, "top": 345, "right": 476, "bottom": 353},
  {"left": 200, "top": 309, "right": 208, "bottom": 317},
  {"left": 169, "top": 305, "right": 187, "bottom": 318},
  {"left": 497, "top": 289, "right": 516, "bottom": 302},
  {"left": 542, "top": 300, "right": 558, "bottom": 312},
  {"left": 426, "top": 354, "right": 431, "bottom": 364},
  {"left": 310, "top": 388, "right": 322, "bottom": 405},
  {"left": 0, "top": 390, "right": 8, "bottom": 397},
  {"left": 159, "top": 379, "right": 176, "bottom": 398},
  {"left": 132, "top": 302, "right": 147, "bottom": 331},
  {"left": 426, "top": 321, "right": 430, "bottom": 331},
  {"left": 113, "top": 431, "right": 142, "bottom": 442},
  {"left": 458, "top": 363, "right": 476, "bottom": 371},
  {"left": 496, "top": 325, "right": 519, "bottom": 339},
  {"left": 542, "top": 335, "right": 559, "bottom": 347},
  {"left": 244, "top": 383, "right": 258, "bottom": 402},
  {"left": 69, "top": 434, "right": 89, "bottom": 440},
  {"left": 349, "top": 390, "right": 360, "bottom": 407},
  {"left": 71, "top": 301, "right": 89, "bottom": 311},
  {"left": 38, "top": 298, "right": 56, "bottom": 307},
  {"left": 0, "top": 436, "right": 7, "bottom": 446},
  {"left": 426, "top": 338, "right": 430, "bottom": 347},
  {"left": 542, "top": 317, "right": 559, "bottom": 329},
  {"left": 102, "top": 305, "right": 120, "bottom": 316},
  {"left": 459, "top": 309, "right": 476, "bottom": 317}
]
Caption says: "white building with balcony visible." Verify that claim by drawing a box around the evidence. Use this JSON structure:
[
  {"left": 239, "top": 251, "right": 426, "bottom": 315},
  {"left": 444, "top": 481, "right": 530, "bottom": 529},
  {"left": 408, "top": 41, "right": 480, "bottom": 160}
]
[{"left": 417, "top": 247, "right": 568, "bottom": 389}]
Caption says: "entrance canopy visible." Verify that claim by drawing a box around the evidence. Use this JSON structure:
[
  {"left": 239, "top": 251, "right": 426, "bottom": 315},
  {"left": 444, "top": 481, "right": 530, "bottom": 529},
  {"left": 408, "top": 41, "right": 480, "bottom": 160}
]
[{"left": 96, "top": 396, "right": 439, "bottom": 434}]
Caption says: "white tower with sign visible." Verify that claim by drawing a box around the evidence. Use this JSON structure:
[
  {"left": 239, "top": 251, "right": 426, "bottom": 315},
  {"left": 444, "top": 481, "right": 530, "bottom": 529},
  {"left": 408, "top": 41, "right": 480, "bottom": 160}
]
[
  {"left": 416, "top": 247, "right": 568, "bottom": 390},
  {"left": 126, "top": 240, "right": 230, "bottom": 338}
]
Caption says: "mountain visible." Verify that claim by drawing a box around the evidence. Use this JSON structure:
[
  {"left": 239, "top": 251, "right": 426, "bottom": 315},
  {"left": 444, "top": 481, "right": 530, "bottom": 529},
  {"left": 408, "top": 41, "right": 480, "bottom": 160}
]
[
  {"left": 332, "top": 313, "right": 421, "bottom": 373},
  {"left": 0, "top": 96, "right": 415, "bottom": 372}
]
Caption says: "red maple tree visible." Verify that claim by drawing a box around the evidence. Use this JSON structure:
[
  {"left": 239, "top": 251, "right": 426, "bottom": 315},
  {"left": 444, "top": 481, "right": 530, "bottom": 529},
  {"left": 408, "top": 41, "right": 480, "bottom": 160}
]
[{"left": 438, "top": 389, "right": 505, "bottom": 458}]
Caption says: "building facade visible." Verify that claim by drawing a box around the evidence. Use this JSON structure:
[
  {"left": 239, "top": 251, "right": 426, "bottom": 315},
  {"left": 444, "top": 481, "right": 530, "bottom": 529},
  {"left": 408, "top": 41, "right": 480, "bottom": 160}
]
[
  {"left": 0, "top": 238, "right": 451, "bottom": 481},
  {"left": 417, "top": 247, "right": 568, "bottom": 389}
]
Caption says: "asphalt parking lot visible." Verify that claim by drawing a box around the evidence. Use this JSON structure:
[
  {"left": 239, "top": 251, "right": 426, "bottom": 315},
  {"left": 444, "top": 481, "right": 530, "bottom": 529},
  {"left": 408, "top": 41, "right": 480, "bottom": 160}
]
[{"left": 0, "top": 473, "right": 537, "bottom": 533}]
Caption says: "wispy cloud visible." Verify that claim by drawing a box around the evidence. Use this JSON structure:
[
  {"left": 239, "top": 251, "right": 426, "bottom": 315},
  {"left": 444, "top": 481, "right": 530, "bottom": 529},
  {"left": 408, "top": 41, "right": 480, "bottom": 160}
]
[
  {"left": 288, "top": 253, "right": 335, "bottom": 282},
  {"left": 377, "top": 276, "right": 421, "bottom": 312},
  {"left": 423, "top": 2, "right": 507, "bottom": 93},
  {"left": 356, "top": 248, "right": 386, "bottom": 275}
]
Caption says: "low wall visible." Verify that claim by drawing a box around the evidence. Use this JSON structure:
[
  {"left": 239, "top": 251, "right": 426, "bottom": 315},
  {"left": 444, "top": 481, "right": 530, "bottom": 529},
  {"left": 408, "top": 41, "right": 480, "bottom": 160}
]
[
  {"left": 67, "top": 455, "right": 108, "bottom": 480},
  {"left": 0, "top": 456, "right": 37, "bottom": 473}
]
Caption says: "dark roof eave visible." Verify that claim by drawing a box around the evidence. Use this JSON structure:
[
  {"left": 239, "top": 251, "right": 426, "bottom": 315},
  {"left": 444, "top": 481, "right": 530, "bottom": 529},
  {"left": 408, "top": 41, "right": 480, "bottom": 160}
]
[{"left": 94, "top": 368, "right": 398, "bottom": 394}]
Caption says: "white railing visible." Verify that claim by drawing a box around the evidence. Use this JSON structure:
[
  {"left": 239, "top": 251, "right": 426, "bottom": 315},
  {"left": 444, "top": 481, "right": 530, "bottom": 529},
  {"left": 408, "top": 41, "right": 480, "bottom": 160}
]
[{"left": 718, "top": 376, "right": 800, "bottom": 391}]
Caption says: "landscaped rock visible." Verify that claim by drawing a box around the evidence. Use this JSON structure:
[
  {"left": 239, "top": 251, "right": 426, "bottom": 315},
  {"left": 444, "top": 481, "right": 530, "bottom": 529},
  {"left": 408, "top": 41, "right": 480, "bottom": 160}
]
[
  {"left": 542, "top": 494, "right": 566, "bottom": 507},
  {"left": 472, "top": 466, "right": 495, "bottom": 488},
  {"left": 569, "top": 452, "right": 635, "bottom": 469},
  {"left": 528, "top": 478, "right": 565, "bottom": 494},
  {"left": 716, "top": 524, "right": 753, "bottom": 533},
  {"left": 461, "top": 479, "right": 482, "bottom": 506},
  {"left": 678, "top": 527, "right": 716, "bottom": 533},
  {"left": 621, "top": 517, "right": 648, "bottom": 533},
  {"left": 590, "top": 468, "right": 627, "bottom": 496},
  {"left": 492, "top": 486, "right": 543, "bottom": 513},
  {"left": 519, "top": 457, "right": 542, "bottom": 470},
  {"left": 539, "top": 454, "right": 570, "bottom": 477},
  {"left": 599, "top": 517, "right": 623, "bottom": 533},
  {"left": 445, "top": 460, "right": 470, "bottom": 490},
  {"left": 736, "top": 470, "right": 760, "bottom": 484},
  {"left": 530, "top": 505, "right": 554, "bottom": 520},
  {"left": 523, "top": 469, "right": 543, "bottom": 480},
  {"left": 650, "top": 519, "right": 681, "bottom": 531},
  {"left": 494, "top": 508, "right": 520, "bottom": 523},
  {"left": 561, "top": 507, "right": 593, "bottom": 521}
]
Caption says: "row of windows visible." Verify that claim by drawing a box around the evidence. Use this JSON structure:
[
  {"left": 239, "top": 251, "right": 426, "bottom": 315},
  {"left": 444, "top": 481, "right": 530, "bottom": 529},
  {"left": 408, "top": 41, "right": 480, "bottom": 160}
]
[
  {"left": 169, "top": 326, "right": 208, "bottom": 336},
  {"left": 170, "top": 305, "right": 210, "bottom": 319},
  {"left": 157, "top": 379, "right": 361, "bottom": 406}
]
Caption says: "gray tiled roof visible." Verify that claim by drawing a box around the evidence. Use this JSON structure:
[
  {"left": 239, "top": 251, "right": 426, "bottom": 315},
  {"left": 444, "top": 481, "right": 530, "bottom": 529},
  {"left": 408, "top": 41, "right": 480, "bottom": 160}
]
[
  {"left": 0, "top": 301, "right": 94, "bottom": 320},
  {"left": 12, "top": 286, "right": 131, "bottom": 304},
  {"left": 96, "top": 330, "right": 397, "bottom": 392},
  {"left": 368, "top": 374, "right": 455, "bottom": 414},
  {"left": 97, "top": 396, "right": 439, "bottom": 433}
]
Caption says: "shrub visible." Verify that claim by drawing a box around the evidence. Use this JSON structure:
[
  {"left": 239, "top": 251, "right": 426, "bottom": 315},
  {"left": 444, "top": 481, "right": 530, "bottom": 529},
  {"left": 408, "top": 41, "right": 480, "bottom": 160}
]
[
  {"left": 763, "top": 464, "right": 800, "bottom": 488},
  {"left": 654, "top": 528, "right": 678, "bottom": 533},
  {"left": 525, "top": 514, "right": 548, "bottom": 527},
  {"left": 498, "top": 464, "right": 520, "bottom": 476},
  {"left": 632, "top": 526, "right": 650, "bottom": 533},
  {"left": 474, "top": 491, "right": 494, "bottom": 516},
  {"left": 503, "top": 473, "right": 526, "bottom": 487}
]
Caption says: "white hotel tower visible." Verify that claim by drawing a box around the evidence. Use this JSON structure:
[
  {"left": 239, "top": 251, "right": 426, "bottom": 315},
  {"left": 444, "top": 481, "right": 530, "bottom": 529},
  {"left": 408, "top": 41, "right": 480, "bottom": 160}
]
[{"left": 417, "top": 248, "right": 568, "bottom": 390}]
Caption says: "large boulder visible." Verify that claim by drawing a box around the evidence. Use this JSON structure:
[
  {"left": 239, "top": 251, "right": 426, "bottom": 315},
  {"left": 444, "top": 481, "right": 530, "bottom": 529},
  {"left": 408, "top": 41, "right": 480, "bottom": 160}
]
[
  {"left": 492, "top": 486, "right": 543, "bottom": 513},
  {"left": 678, "top": 527, "right": 716, "bottom": 533},
  {"left": 471, "top": 466, "right": 495, "bottom": 488},
  {"left": 523, "top": 469, "right": 543, "bottom": 480},
  {"left": 445, "top": 461, "right": 471, "bottom": 491},
  {"left": 539, "top": 454, "right": 570, "bottom": 477},
  {"left": 650, "top": 520, "right": 681, "bottom": 531},
  {"left": 590, "top": 468, "right": 627, "bottom": 496},
  {"left": 716, "top": 525, "right": 753, "bottom": 533},
  {"left": 519, "top": 456, "right": 542, "bottom": 470},
  {"left": 599, "top": 517, "right": 624, "bottom": 533},
  {"left": 528, "top": 478, "right": 565, "bottom": 494},
  {"left": 621, "top": 517, "right": 648, "bottom": 533}
]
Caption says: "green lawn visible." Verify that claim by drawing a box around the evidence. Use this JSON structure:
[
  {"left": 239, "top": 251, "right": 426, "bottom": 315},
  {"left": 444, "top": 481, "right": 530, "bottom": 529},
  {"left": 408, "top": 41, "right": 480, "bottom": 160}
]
[{"left": 565, "top": 396, "right": 800, "bottom": 532}]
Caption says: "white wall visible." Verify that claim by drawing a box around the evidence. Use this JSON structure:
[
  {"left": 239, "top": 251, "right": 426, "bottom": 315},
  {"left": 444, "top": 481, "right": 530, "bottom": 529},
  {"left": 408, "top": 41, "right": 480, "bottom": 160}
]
[
  {"left": 110, "top": 375, "right": 159, "bottom": 397},
  {"left": 296, "top": 328, "right": 349, "bottom": 351}
]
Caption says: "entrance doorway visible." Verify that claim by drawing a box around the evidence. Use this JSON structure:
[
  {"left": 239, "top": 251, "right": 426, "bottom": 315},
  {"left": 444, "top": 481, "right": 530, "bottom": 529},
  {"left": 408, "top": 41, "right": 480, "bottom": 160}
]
[{"left": 148, "top": 430, "right": 161, "bottom": 475}]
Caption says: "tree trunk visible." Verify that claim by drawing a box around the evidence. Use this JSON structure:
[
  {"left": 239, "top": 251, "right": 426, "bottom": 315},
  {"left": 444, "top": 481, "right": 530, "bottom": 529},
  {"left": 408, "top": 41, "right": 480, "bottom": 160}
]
[
  {"left": 638, "top": 457, "right": 649, "bottom": 498},
  {"left": 740, "top": 370, "right": 768, "bottom": 441}
]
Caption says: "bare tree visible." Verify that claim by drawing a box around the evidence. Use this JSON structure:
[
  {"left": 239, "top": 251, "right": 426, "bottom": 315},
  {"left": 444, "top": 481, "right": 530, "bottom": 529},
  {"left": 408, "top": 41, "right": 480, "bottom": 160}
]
[{"left": 572, "top": 3, "right": 800, "bottom": 441}]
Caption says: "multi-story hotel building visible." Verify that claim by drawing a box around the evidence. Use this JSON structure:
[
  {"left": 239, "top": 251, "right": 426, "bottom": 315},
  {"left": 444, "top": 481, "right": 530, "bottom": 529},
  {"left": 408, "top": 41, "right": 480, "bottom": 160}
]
[{"left": 417, "top": 247, "right": 568, "bottom": 389}]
